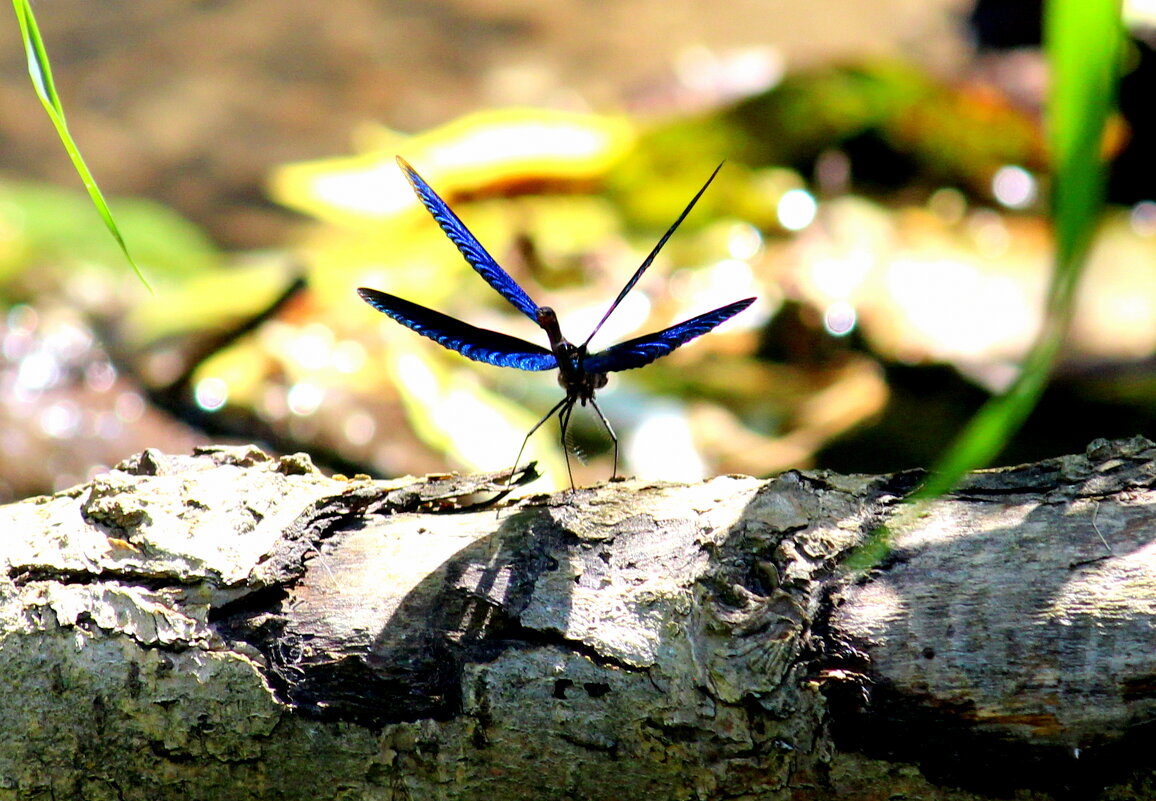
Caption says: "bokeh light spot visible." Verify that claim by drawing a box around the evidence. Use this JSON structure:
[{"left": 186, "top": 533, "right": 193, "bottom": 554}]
[
  {"left": 40, "top": 402, "right": 80, "bottom": 439},
  {"left": 823, "top": 301, "right": 857, "bottom": 336},
  {"left": 287, "top": 382, "right": 325, "bottom": 416},
  {"left": 343, "top": 411, "right": 376, "bottom": 446},
  {"left": 194, "top": 377, "right": 229, "bottom": 412},
  {"left": 1130, "top": 201, "right": 1156, "bottom": 237},
  {"left": 777, "top": 189, "right": 817, "bottom": 231},
  {"left": 992, "top": 165, "right": 1037, "bottom": 210},
  {"left": 85, "top": 361, "right": 118, "bottom": 393},
  {"left": 115, "top": 392, "right": 145, "bottom": 423},
  {"left": 726, "top": 222, "right": 763, "bottom": 260},
  {"left": 928, "top": 187, "right": 967, "bottom": 224}
]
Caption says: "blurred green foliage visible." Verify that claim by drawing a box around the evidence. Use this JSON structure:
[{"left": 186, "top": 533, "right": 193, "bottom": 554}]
[{"left": 0, "top": 181, "right": 219, "bottom": 285}]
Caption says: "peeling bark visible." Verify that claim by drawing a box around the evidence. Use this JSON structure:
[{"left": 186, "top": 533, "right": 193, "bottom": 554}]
[{"left": 1, "top": 439, "right": 1155, "bottom": 800}]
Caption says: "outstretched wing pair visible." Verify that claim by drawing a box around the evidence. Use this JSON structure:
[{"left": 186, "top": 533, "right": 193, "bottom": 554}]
[{"left": 358, "top": 156, "right": 755, "bottom": 483}]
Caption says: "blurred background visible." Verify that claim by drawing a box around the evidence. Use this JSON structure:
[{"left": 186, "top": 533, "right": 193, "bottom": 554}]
[{"left": 0, "top": 0, "right": 1150, "bottom": 497}]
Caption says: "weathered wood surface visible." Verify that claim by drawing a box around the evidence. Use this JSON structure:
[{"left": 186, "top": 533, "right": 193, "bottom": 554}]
[{"left": 1, "top": 438, "right": 1155, "bottom": 800}]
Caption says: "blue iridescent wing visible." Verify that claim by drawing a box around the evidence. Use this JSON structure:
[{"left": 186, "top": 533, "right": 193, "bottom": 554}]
[
  {"left": 358, "top": 288, "right": 557, "bottom": 371},
  {"left": 397, "top": 157, "right": 541, "bottom": 321},
  {"left": 581, "top": 162, "right": 724, "bottom": 349},
  {"left": 582, "top": 297, "right": 754, "bottom": 374}
]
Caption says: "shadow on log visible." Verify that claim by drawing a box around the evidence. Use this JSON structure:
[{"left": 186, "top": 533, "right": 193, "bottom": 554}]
[{"left": 2, "top": 438, "right": 1156, "bottom": 800}]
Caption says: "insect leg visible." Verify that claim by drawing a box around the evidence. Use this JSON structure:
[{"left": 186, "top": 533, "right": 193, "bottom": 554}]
[
  {"left": 587, "top": 397, "right": 619, "bottom": 480},
  {"left": 508, "top": 394, "right": 570, "bottom": 492},
  {"left": 557, "top": 397, "right": 578, "bottom": 489}
]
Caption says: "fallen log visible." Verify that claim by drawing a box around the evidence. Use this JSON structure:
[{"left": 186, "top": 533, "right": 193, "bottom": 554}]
[{"left": 1, "top": 438, "right": 1154, "bottom": 800}]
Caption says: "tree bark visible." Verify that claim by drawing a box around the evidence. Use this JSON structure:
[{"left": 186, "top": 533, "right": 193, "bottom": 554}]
[{"left": 1, "top": 438, "right": 1154, "bottom": 800}]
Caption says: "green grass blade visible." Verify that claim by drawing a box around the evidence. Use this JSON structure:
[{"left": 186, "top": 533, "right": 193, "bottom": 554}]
[
  {"left": 847, "top": 0, "right": 1123, "bottom": 569},
  {"left": 1047, "top": 0, "right": 1122, "bottom": 276},
  {"left": 913, "top": 0, "right": 1122, "bottom": 501},
  {"left": 12, "top": 0, "right": 152, "bottom": 291}
]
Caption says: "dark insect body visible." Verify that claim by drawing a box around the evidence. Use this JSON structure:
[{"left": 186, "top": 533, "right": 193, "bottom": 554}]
[{"left": 359, "top": 156, "right": 755, "bottom": 487}]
